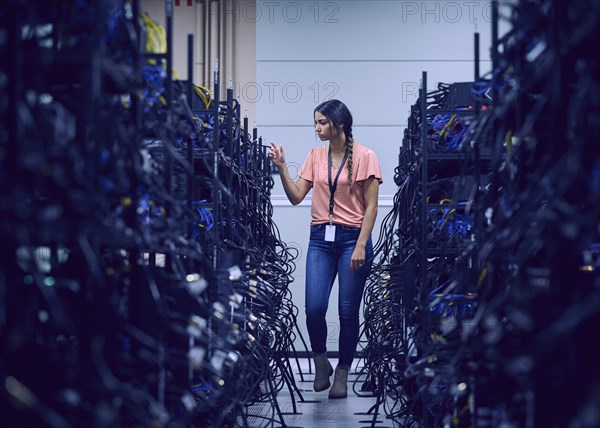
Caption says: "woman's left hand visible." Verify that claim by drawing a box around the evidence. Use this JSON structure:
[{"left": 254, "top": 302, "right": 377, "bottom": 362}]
[{"left": 350, "top": 245, "right": 366, "bottom": 272}]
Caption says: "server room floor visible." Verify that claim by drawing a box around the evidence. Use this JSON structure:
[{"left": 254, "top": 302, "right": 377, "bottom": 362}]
[{"left": 245, "top": 358, "right": 393, "bottom": 428}]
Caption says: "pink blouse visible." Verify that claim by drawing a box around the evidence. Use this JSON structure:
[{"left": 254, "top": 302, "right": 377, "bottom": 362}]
[{"left": 298, "top": 142, "right": 383, "bottom": 227}]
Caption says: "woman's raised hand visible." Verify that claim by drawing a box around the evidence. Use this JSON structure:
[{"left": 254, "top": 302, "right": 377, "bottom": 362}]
[{"left": 268, "top": 142, "right": 286, "bottom": 167}]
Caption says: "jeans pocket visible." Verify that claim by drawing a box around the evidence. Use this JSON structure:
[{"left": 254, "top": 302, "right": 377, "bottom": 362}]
[
  {"left": 310, "top": 224, "right": 323, "bottom": 239},
  {"left": 339, "top": 225, "right": 361, "bottom": 237}
]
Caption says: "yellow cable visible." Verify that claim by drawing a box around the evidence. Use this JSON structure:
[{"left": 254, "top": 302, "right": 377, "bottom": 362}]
[
  {"left": 120, "top": 95, "right": 130, "bottom": 109},
  {"left": 438, "top": 208, "right": 456, "bottom": 230},
  {"left": 440, "top": 114, "right": 456, "bottom": 139},
  {"left": 193, "top": 116, "right": 207, "bottom": 127},
  {"left": 195, "top": 86, "right": 212, "bottom": 109},
  {"left": 478, "top": 263, "right": 489, "bottom": 287},
  {"left": 505, "top": 131, "right": 513, "bottom": 154},
  {"left": 141, "top": 13, "right": 215, "bottom": 113},
  {"left": 140, "top": 12, "right": 166, "bottom": 54}
]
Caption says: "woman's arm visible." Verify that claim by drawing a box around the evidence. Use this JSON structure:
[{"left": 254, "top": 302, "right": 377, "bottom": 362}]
[
  {"left": 350, "top": 176, "right": 379, "bottom": 272},
  {"left": 269, "top": 142, "right": 312, "bottom": 205}
]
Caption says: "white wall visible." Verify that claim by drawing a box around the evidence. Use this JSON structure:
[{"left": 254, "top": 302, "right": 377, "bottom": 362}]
[{"left": 257, "top": 0, "right": 504, "bottom": 354}]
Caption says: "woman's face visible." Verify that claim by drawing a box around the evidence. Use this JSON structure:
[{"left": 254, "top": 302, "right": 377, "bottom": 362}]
[{"left": 314, "top": 111, "right": 339, "bottom": 141}]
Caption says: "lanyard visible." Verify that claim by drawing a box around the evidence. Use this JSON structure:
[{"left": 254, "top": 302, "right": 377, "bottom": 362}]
[{"left": 328, "top": 147, "right": 349, "bottom": 225}]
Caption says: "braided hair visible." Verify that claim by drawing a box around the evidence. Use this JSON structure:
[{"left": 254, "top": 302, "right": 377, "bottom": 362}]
[
  {"left": 314, "top": 99, "right": 354, "bottom": 193},
  {"left": 343, "top": 123, "right": 354, "bottom": 193}
]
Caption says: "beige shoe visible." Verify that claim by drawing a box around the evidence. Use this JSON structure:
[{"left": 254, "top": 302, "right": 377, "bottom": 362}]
[
  {"left": 313, "top": 354, "right": 333, "bottom": 392},
  {"left": 328, "top": 367, "right": 348, "bottom": 399}
]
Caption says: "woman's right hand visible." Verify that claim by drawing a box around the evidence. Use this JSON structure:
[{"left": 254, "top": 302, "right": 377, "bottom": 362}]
[
  {"left": 268, "top": 142, "right": 286, "bottom": 167},
  {"left": 269, "top": 141, "right": 311, "bottom": 204}
]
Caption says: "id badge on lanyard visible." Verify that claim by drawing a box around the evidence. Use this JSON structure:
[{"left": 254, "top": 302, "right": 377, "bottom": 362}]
[
  {"left": 325, "top": 223, "right": 336, "bottom": 242},
  {"left": 326, "top": 147, "right": 348, "bottom": 242}
]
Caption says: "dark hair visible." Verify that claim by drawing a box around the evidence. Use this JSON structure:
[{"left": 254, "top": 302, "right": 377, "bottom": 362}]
[{"left": 314, "top": 99, "right": 354, "bottom": 192}]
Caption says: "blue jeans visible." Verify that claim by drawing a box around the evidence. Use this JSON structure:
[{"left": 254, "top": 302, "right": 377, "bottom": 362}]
[{"left": 305, "top": 223, "right": 373, "bottom": 368}]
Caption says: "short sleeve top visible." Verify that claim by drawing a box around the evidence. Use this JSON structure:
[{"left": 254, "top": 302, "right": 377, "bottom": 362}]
[{"left": 298, "top": 142, "right": 383, "bottom": 227}]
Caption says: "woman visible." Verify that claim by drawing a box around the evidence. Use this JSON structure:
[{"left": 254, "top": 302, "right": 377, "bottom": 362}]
[{"left": 268, "top": 99, "right": 382, "bottom": 398}]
